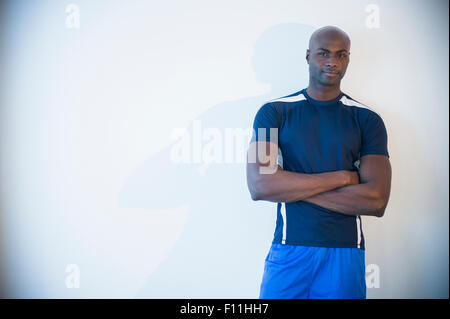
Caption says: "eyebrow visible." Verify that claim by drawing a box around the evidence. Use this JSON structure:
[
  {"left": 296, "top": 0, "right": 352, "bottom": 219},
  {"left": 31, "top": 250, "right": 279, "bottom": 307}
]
[{"left": 317, "top": 48, "right": 349, "bottom": 53}]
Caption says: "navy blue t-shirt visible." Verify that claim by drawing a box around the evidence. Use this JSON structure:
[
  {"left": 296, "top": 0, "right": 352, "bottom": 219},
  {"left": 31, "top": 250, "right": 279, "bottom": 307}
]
[{"left": 251, "top": 88, "right": 390, "bottom": 250}]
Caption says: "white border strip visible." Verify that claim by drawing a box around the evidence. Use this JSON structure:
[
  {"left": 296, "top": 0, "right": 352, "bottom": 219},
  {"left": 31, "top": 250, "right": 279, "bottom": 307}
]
[
  {"left": 340, "top": 95, "right": 376, "bottom": 113},
  {"left": 269, "top": 93, "right": 306, "bottom": 103},
  {"left": 356, "top": 215, "right": 361, "bottom": 249},
  {"left": 281, "top": 203, "right": 287, "bottom": 244}
]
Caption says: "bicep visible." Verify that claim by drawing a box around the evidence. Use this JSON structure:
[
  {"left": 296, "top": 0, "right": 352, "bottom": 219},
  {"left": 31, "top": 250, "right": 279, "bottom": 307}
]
[{"left": 359, "top": 154, "right": 392, "bottom": 200}]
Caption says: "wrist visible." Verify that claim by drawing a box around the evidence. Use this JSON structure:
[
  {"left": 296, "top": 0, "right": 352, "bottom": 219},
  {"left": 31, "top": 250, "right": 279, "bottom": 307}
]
[{"left": 341, "top": 171, "right": 350, "bottom": 186}]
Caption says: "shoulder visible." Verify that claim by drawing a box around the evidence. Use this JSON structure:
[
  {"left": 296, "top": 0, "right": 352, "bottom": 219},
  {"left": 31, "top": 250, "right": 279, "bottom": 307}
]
[
  {"left": 258, "top": 89, "right": 307, "bottom": 114},
  {"left": 339, "top": 93, "right": 384, "bottom": 122}
]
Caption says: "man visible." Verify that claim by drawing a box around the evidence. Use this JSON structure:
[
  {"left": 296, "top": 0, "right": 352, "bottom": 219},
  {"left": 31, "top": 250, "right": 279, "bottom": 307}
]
[{"left": 246, "top": 26, "right": 392, "bottom": 299}]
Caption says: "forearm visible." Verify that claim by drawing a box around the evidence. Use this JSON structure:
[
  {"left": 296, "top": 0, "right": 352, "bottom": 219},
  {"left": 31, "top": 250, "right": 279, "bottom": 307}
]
[
  {"left": 249, "top": 166, "right": 349, "bottom": 203},
  {"left": 302, "top": 182, "right": 385, "bottom": 217}
]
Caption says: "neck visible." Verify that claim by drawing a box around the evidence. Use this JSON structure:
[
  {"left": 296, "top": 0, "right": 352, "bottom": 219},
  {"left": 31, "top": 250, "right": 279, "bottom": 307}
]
[{"left": 306, "top": 81, "right": 341, "bottom": 101}]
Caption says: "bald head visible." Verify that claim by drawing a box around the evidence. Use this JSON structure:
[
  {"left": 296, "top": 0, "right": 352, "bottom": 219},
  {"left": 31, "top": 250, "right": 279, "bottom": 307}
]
[
  {"left": 308, "top": 26, "right": 351, "bottom": 51},
  {"left": 306, "top": 26, "right": 351, "bottom": 89}
]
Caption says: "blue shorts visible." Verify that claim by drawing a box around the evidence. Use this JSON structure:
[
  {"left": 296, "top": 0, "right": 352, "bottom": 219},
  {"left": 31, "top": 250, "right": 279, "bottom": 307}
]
[{"left": 259, "top": 243, "right": 366, "bottom": 299}]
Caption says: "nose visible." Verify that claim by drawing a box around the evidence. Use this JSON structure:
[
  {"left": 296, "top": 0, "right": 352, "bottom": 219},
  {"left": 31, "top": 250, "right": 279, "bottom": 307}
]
[
  {"left": 324, "top": 55, "right": 339, "bottom": 68},
  {"left": 325, "top": 59, "right": 338, "bottom": 68}
]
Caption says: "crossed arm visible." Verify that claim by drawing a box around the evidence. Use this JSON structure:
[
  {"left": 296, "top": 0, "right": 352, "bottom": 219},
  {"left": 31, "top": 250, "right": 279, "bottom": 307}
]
[{"left": 246, "top": 141, "right": 392, "bottom": 217}]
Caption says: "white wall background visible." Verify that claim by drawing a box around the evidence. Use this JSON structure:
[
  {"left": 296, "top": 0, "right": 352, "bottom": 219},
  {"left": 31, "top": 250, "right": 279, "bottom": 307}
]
[{"left": 0, "top": 0, "right": 448, "bottom": 298}]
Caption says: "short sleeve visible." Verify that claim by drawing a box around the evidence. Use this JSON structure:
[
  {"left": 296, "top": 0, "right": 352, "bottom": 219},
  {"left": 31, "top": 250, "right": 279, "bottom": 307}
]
[
  {"left": 360, "top": 111, "right": 390, "bottom": 158},
  {"left": 250, "top": 103, "right": 281, "bottom": 144}
]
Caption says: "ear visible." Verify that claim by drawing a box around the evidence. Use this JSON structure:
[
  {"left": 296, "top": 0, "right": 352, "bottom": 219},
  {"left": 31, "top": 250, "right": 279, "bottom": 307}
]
[{"left": 306, "top": 49, "right": 310, "bottom": 64}]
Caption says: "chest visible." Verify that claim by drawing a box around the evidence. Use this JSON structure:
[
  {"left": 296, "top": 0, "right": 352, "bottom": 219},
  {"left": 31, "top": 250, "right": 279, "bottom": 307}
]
[{"left": 279, "top": 105, "right": 361, "bottom": 163}]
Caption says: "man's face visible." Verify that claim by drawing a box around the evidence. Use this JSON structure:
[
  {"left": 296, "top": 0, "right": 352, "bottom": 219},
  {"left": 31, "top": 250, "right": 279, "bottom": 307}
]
[{"left": 306, "top": 36, "right": 350, "bottom": 86}]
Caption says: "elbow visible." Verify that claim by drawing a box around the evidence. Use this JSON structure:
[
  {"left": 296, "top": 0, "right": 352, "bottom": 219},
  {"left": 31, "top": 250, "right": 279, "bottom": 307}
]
[
  {"left": 366, "top": 187, "right": 388, "bottom": 218},
  {"left": 247, "top": 162, "right": 280, "bottom": 201},
  {"left": 251, "top": 192, "right": 261, "bottom": 201},
  {"left": 375, "top": 207, "right": 386, "bottom": 218},
  {"left": 250, "top": 183, "right": 266, "bottom": 201},
  {"left": 248, "top": 178, "right": 270, "bottom": 201},
  {"left": 374, "top": 198, "right": 388, "bottom": 218},
  {"left": 368, "top": 184, "right": 391, "bottom": 218},
  {"left": 247, "top": 167, "right": 279, "bottom": 201},
  {"left": 248, "top": 180, "right": 262, "bottom": 201}
]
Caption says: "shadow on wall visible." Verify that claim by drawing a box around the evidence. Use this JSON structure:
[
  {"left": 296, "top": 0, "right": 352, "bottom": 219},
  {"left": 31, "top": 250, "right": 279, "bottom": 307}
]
[{"left": 117, "top": 23, "right": 315, "bottom": 298}]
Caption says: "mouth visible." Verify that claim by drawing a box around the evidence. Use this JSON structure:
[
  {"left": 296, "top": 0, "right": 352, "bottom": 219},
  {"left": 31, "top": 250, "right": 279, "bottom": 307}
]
[{"left": 323, "top": 71, "right": 339, "bottom": 77}]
